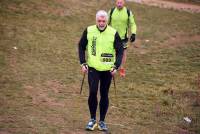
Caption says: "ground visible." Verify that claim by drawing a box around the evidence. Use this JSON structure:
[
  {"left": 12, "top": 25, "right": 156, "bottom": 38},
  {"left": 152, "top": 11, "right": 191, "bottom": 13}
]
[
  {"left": 0, "top": 0, "right": 200, "bottom": 134},
  {"left": 129, "top": 0, "right": 200, "bottom": 13}
]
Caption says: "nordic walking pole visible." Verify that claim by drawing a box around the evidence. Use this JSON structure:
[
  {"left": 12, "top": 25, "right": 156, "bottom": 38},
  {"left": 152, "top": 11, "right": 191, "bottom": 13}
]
[
  {"left": 80, "top": 73, "right": 86, "bottom": 94},
  {"left": 113, "top": 75, "right": 116, "bottom": 95}
]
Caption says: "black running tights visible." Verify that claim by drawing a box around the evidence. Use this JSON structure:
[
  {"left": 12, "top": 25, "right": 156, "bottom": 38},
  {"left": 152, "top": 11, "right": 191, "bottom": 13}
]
[{"left": 88, "top": 67, "right": 112, "bottom": 121}]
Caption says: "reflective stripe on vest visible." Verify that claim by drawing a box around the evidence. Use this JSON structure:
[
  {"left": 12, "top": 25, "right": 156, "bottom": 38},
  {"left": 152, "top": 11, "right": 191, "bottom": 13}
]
[{"left": 87, "top": 25, "right": 116, "bottom": 71}]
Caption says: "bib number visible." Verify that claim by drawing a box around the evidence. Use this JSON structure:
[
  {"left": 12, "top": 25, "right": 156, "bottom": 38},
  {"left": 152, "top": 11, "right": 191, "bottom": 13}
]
[{"left": 100, "top": 53, "right": 114, "bottom": 64}]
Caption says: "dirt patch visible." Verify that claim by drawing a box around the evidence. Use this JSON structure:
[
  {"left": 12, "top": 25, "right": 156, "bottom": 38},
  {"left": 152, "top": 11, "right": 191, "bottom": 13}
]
[
  {"left": 197, "top": 74, "right": 200, "bottom": 89},
  {"left": 128, "top": 0, "right": 200, "bottom": 13},
  {"left": 0, "top": 131, "right": 11, "bottom": 134},
  {"left": 176, "top": 90, "right": 200, "bottom": 107},
  {"left": 24, "top": 79, "right": 82, "bottom": 107},
  {"left": 175, "top": 127, "right": 196, "bottom": 134},
  {"left": 24, "top": 80, "right": 75, "bottom": 107},
  {"left": 6, "top": 0, "right": 93, "bottom": 17},
  {"left": 133, "top": 34, "right": 200, "bottom": 53},
  {"left": 162, "top": 34, "right": 200, "bottom": 48},
  {"left": 129, "top": 39, "right": 149, "bottom": 54}
]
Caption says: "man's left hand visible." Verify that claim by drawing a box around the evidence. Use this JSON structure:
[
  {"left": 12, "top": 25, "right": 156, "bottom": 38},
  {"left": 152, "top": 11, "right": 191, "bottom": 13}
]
[
  {"left": 110, "top": 66, "right": 117, "bottom": 76},
  {"left": 130, "top": 34, "right": 136, "bottom": 42}
]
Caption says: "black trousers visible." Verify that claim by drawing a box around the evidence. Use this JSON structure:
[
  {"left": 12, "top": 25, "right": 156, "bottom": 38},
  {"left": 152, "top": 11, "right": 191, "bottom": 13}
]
[{"left": 88, "top": 67, "right": 112, "bottom": 121}]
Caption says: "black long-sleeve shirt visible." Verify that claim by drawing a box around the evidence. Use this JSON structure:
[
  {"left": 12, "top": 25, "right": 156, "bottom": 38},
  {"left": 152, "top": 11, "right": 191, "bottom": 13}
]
[{"left": 78, "top": 26, "right": 123, "bottom": 69}]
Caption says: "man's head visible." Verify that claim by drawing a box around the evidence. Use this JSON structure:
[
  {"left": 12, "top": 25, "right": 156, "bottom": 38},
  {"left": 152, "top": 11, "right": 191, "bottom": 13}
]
[
  {"left": 116, "top": 0, "right": 125, "bottom": 9},
  {"left": 96, "top": 10, "right": 108, "bottom": 30}
]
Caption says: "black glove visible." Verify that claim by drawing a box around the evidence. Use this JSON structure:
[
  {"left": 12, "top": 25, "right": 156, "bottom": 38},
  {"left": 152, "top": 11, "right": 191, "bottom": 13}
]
[{"left": 130, "top": 34, "right": 136, "bottom": 42}]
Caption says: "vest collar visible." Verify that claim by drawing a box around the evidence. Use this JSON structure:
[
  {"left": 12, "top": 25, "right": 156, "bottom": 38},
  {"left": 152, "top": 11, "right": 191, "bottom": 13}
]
[
  {"left": 116, "top": 6, "right": 125, "bottom": 11},
  {"left": 96, "top": 25, "right": 108, "bottom": 33}
]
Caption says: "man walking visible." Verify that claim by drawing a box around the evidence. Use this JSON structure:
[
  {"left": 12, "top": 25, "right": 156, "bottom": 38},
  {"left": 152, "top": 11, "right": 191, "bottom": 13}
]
[
  {"left": 78, "top": 10, "right": 123, "bottom": 131},
  {"left": 108, "top": 0, "right": 137, "bottom": 77}
]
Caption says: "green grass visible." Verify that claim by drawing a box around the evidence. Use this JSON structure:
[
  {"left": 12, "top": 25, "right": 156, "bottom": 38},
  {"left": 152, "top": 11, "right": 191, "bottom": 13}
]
[{"left": 0, "top": 0, "right": 200, "bottom": 133}]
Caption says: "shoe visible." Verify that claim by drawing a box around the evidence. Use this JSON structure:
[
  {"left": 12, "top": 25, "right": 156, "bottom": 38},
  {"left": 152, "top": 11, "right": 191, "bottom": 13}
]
[
  {"left": 119, "top": 68, "right": 125, "bottom": 77},
  {"left": 86, "top": 119, "right": 97, "bottom": 131},
  {"left": 98, "top": 121, "right": 108, "bottom": 131}
]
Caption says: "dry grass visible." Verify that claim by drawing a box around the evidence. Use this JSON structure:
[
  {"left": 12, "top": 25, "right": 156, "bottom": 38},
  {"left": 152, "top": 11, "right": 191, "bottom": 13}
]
[
  {"left": 0, "top": 0, "right": 200, "bottom": 133},
  {"left": 164, "top": 0, "right": 200, "bottom": 5}
]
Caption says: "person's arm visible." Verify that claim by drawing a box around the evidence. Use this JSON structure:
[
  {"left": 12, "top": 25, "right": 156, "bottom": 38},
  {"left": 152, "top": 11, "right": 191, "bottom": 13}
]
[
  {"left": 108, "top": 9, "right": 111, "bottom": 25},
  {"left": 78, "top": 28, "right": 88, "bottom": 64},
  {"left": 114, "top": 32, "right": 124, "bottom": 69},
  {"left": 108, "top": 7, "right": 115, "bottom": 25},
  {"left": 129, "top": 10, "right": 137, "bottom": 35}
]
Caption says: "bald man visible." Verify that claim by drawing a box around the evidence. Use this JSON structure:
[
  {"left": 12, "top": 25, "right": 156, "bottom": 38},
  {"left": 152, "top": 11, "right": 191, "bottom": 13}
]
[{"left": 108, "top": 0, "right": 137, "bottom": 77}]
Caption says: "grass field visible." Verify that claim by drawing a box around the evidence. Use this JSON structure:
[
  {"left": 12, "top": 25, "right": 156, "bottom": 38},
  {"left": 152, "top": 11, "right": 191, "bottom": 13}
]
[
  {"left": 0, "top": 0, "right": 200, "bottom": 133},
  {"left": 164, "top": 0, "right": 200, "bottom": 5}
]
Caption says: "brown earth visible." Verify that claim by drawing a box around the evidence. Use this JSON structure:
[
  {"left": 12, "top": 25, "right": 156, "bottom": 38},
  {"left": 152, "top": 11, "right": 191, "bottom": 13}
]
[{"left": 128, "top": 0, "right": 200, "bottom": 13}]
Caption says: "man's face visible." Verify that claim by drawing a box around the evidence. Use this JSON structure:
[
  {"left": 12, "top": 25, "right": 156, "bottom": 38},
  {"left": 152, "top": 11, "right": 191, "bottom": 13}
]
[
  {"left": 116, "top": 0, "right": 124, "bottom": 9},
  {"left": 96, "top": 16, "right": 107, "bottom": 30}
]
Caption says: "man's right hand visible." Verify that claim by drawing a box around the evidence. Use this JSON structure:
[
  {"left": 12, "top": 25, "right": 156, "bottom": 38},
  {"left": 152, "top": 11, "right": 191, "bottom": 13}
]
[{"left": 81, "top": 63, "right": 88, "bottom": 73}]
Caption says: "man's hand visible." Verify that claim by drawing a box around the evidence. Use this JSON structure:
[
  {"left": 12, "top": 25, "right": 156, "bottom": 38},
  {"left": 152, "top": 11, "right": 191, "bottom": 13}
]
[
  {"left": 81, "top": 63, "right": 88, "bottom": 73},
  {"left": 130, "top": 34, "right": 136, "bottom": 42},
  {"left": 110, "top": 66, "right": 117, "bottom": 76}
]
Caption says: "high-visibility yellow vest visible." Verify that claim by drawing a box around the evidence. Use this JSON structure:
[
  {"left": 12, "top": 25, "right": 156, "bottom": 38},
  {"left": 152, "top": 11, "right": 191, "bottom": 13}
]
[
  {"left": 109, "top": 7, "right": 137, "bottom": 40},
  {"left": 87, "top": 25, "right": 116, "bottom": 71}
]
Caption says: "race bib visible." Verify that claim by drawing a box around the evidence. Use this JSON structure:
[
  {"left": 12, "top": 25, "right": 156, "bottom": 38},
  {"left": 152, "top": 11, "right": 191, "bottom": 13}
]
[{"left": 100, "top": 53, "right": 114, "bottom": 64}]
